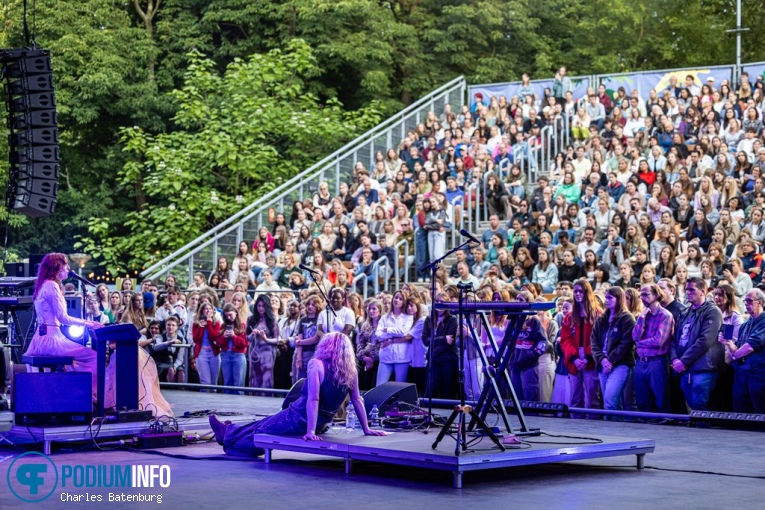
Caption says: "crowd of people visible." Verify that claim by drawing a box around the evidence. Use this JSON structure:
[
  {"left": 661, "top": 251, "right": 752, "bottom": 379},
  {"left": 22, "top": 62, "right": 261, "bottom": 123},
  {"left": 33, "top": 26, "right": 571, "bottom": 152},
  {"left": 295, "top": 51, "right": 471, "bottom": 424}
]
[{"left": 89, "top": 67, "right": 765, "bottom": 415}]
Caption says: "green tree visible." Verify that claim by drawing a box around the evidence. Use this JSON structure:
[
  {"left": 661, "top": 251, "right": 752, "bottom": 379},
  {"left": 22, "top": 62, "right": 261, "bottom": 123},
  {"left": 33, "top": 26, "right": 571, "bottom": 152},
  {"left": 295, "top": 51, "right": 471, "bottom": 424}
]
[
  {"left": 76, "top": 40, "right": 382, "bottom": 271},
  {"left": 1, "top": 0, "right": 170, "bottom": 256}
]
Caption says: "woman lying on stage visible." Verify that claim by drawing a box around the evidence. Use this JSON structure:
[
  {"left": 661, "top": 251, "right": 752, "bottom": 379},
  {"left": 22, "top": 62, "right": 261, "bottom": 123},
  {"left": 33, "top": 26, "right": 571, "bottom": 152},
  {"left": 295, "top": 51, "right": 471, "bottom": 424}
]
[
  {"left": 210, "top": 332, "right": 387, "bottom": 456},
  {"left": 24, "top": 253, "right": 104, "bottom": 400}
]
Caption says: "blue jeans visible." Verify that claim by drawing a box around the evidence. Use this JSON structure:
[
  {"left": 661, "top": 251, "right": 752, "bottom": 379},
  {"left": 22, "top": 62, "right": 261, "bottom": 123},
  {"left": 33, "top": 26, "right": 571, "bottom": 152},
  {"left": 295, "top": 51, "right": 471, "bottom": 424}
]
[
  {"left": 197, "top": 347, "right": 220, "bottom": 391},
  {"left": 428, "top": 230, "right": 446, "bottom": 261},
  {"left": 732, "top": 370, "right": 765, "bottom": 413},
  {"left": 679, "top": 371, "right": 718, "bottom": 411},
  {"left": 376, "top": 362, "right": 410, "bottom": 386},
  {"left": 220, "top": 351, "right": 246, "bottom": 394},
  {"left": 634, "top": 357, "right": 670, "bottom": 413},
  {"left": 599, "top": 365, "right": 632, "bottom": 411},
  {"left": 415, "top": 228, "right": 429, "bottom": 279}
]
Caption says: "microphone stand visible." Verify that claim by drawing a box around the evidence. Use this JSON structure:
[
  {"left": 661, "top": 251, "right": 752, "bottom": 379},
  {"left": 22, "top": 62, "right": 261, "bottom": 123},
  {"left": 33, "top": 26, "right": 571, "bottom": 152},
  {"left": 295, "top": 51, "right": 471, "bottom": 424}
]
[
  {"left": 431, "top": 282, "right": 504, "bottom": 455},
  {"left": 423, "top": 237, "right": 478, "bottom": 428},
  {"left": 303, "top": 269, "right": 336, "bottom": 329}
]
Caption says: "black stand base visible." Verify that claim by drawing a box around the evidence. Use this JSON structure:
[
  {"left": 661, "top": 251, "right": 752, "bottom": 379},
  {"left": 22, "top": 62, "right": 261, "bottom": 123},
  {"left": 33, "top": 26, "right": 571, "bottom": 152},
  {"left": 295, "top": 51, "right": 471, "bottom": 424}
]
[{"left": 431, "top": 404, "right": 505, "bottom": 455}]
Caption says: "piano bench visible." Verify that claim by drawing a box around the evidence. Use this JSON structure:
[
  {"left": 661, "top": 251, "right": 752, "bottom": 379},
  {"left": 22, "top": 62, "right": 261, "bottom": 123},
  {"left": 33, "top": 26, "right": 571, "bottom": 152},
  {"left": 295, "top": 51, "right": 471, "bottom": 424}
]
[{"left": 22, "top": 355, "right": 75, "bottom": 372}]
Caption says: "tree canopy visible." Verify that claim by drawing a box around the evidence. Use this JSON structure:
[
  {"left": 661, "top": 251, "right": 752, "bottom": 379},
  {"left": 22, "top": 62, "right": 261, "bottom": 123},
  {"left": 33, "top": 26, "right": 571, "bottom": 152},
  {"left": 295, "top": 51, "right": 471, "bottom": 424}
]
[{"left": 75, "top": 40, "right": 382, "bottom": 271}]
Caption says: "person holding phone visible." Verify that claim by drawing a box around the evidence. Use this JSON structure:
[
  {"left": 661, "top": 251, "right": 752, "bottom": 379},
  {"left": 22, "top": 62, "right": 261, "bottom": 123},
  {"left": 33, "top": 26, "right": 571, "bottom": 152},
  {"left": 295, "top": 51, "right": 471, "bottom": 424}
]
[
  {"left": 216, "top": 303, "right": 248, "bottom": 394},
  {"left": 560, "top": 279, "right": 603, "bottom": 413},
  {"left": 192, "top": 302, "right": 222, "bottom": 391},
  {"left": 714, "top": 284, "right": 746, "bottom": 410}
]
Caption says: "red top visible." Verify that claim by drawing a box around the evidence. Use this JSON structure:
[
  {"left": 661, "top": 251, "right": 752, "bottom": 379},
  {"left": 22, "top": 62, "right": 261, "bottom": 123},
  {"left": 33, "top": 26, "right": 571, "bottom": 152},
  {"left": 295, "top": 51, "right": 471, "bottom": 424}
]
[
  {"left": 192, "top": 321, "right": 222, "bottom": 357},
  {"left": 213, "top": 326, "right": 248, "bottom": 354},
  {"left": 560, "top": 312, "right": 597, "bottom": 374}
]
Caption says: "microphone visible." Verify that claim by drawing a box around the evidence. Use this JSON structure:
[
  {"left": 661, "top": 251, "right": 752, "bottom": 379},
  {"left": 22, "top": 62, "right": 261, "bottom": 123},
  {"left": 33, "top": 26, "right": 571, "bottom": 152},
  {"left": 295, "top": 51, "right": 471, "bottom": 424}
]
[
  {"left": 459, "top": 228, "right": 482, "bottom": 245},
  {"left": 298, "top": 263, "right": 319, "bottom": 274},
  {"left": 68, "top": 270, "right": 96, "bottom": 287}
]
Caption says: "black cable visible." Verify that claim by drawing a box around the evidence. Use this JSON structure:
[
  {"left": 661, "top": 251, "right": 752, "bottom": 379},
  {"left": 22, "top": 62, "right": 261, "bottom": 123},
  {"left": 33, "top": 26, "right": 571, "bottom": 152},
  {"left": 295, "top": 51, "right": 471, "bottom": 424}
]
[
  {"left": 137, "top": 346, "right": 152, "bottom": 410},
  {"left": 24, "top": 424, "right": 38, "bottom": 447},
  {"left": 523, "top": 432, "right": 604, "bottom": 445},
  {"left": 580, "top": 463, "right": 765, "bottom": 480},
  {"left": 124, "top": 447, "right": 262, "bottom": 462},
  {"left": 21, "top": 0, "right": 30, "bottom": 46},
  {"left": 1, "top": 218, "right": 9, "bottom": 278},
  {"left": 87, "top": 417, "right": 124, "bottom": 451},
  {"left": 31, "top": 0, "right": 36, "bottom": 46}
]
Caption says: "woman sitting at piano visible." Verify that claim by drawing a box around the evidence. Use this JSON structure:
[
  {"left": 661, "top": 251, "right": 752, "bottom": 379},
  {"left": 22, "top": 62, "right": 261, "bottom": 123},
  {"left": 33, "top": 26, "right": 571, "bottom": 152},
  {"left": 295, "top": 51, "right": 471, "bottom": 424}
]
[{"left": 24, "top": 253, "right": 104, "bottom": 401}]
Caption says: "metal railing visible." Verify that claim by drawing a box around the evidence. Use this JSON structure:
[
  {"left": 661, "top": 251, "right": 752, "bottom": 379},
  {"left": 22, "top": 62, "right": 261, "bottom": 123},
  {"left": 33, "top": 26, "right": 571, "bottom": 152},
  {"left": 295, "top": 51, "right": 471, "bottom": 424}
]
[
  {"left": 355, "top": 273, "right": 369, "bottom": 300},
  {"left": 393, "top": 238, "right": 410, "bottom": 291},
  {"left": 142, "top": 76, "right": 467, "bottom": 284}
]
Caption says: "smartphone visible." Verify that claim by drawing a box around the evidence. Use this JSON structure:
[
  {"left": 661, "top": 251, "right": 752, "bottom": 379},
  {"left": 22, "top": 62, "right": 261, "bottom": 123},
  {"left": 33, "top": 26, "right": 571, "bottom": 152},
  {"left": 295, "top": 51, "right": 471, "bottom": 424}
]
[{"left": 723, "top": 324, "right": 734, "bottom": 340}]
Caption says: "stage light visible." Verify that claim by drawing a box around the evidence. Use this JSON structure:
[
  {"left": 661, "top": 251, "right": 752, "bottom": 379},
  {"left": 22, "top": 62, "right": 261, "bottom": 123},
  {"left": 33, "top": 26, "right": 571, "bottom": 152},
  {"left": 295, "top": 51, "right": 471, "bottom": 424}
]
[
  {"left": 62, "top": 324, "right": 86, "bottom": 343},
  {"left": 689, "top": 410, "right": 765, "bottom": 430},
  {"left": 504, "top": 400, "right": 568, "bottom": 413}
]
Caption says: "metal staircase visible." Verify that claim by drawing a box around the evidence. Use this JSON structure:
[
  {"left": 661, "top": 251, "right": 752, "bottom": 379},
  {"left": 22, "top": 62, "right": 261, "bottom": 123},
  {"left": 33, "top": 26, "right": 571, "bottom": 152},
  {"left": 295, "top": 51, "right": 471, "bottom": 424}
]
[
  {"left": 141, "top": 77, "right": 466, "bottom": 286},
  {"left": 141, "top": 75, "right": 565, "bottom": 297}
]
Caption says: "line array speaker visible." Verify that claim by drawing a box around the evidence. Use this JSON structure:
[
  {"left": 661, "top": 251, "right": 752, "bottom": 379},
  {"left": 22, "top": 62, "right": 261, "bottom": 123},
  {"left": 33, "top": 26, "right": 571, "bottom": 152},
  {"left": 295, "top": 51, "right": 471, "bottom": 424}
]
[{"left": 1, "top": 49, "right": 60, "bottom": 218}]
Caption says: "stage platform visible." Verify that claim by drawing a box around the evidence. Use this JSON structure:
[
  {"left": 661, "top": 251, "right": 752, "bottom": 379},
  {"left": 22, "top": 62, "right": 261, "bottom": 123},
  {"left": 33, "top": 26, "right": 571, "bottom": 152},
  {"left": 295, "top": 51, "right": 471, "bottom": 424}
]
[
  {"left": 1, "top": 391, "right": 653, "bottom": 487},
  {"left": 253, "top": 429, "right": 654, "bottom": 488}
]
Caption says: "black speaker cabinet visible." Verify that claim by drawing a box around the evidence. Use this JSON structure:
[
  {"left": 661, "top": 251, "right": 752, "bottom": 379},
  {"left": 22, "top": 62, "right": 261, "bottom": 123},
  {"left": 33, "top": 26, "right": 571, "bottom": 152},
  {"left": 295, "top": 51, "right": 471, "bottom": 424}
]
[
  {"left": 14, "top": 371, "right": 92, "bottom": 426},
  {"left": 362, "top": 382, "right": 419, "bottom": 415},
  {"left": 4, "top": 262, "right": 27, "bottom": 277}
]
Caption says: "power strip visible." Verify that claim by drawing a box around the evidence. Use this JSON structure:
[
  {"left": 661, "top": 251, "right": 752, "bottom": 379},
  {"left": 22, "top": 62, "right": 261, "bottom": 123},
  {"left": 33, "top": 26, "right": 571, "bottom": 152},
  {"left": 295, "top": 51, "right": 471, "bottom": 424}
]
[{"left": 133, "top": 431, "right": 184, "bottom": 449}]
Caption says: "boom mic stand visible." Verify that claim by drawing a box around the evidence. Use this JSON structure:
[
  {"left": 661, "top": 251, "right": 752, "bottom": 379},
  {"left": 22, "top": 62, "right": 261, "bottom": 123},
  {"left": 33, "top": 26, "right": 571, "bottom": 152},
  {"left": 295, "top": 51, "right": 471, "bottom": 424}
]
[
  {"left": 431, "top": 282, "right": 504, "bottom": 455},
  {"left": 303, "top": 269, "right": 337, "bottom": 327},
  {"left": 423, "top": 236, "right": 477, "bottom": 429}
]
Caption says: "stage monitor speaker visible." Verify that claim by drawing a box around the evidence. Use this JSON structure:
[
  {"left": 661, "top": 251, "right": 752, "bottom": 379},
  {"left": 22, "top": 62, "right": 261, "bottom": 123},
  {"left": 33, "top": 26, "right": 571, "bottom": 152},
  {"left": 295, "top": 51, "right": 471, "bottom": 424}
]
[
  {"left": 13, "top": 372, "right": 92, "bottom": 426},
  {"left": 65, "top": 295, "right": 83, "bottom": 319},
  {"left": 4, "top": 262, "right": 27, "bottom": 277},
  {"left": 363, "top": 382, "right": 419, "bottom": 415}
]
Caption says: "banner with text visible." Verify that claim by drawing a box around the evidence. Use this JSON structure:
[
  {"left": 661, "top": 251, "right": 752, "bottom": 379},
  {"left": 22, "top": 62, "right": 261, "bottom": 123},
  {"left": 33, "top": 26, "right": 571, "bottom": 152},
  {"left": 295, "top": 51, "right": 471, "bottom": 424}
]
[{"left": 598, "top": 67, "right": 734, "bottom": 100}]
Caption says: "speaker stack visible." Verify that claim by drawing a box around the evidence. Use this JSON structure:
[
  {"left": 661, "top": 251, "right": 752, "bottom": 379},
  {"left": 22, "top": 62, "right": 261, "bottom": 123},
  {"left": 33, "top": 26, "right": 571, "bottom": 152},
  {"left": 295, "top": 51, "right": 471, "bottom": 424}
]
[{"left": 1, "top": 48, "right": 59, "bottom": 218}]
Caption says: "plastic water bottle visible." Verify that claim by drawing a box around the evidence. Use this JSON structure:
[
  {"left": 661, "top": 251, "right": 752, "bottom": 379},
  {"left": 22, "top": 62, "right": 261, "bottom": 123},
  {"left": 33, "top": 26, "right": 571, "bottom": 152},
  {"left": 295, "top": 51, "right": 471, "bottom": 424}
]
[
  {"left": 369, "top": 405, "right": 380, "bottom": 428},
  {"left": 345, "top": 403, "right": 357, "bottom": 432}
]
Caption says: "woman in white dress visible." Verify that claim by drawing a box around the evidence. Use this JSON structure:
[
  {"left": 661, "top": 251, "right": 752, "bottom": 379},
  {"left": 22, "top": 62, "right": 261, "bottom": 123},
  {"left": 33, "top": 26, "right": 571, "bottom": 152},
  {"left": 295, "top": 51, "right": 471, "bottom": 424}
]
[
  {"left": 25, "top": 253, "right": 173, "bottom": 416},
  {"left": 24, "top": 253, "right": 104, "bottom": 400}
]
